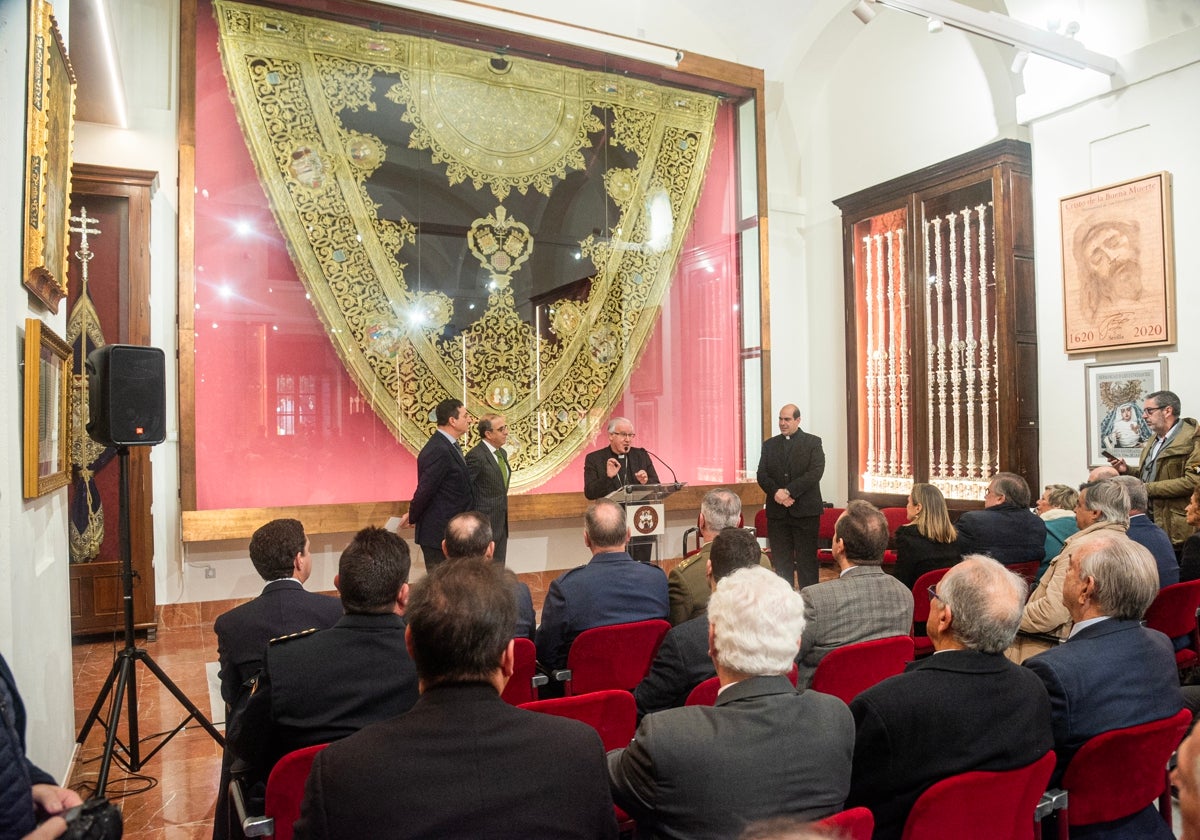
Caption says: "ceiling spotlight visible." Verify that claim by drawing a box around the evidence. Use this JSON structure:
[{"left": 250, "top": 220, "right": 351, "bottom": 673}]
[
  {"left": 852, "top": 0, "right": 877, "bottom": 24},
  {"left": 927, "top": 17, "right": 944, "bottom": 33},
  {"left": 1011, "top": 50, "right": 1029, "bottom": 73}
]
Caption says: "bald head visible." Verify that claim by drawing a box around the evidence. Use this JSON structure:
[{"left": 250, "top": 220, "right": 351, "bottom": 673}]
[
  {"left": 937, "top": 555, "right": 1028, "bottom": 653},
  {"left": 585, "top": 499, "right": 630, "bottom": 553}
]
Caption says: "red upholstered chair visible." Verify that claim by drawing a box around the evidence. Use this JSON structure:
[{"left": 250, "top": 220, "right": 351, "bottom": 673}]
[
  {"left": 264, "top": 743, "right": 329, "bottom": 840},
  {"left": 817, "top": 506, "right": 844, "bottom": 564},
  {"left": 1054, "top": 708, "right": 1191, "bottom": 834},
  {"left": 818, "top": 806, "right": 874, "bottom": 840},
  {"left": 1143, "top": 579, "right": 1200, "bottom": 674},
  {"left": 1007, "top": 561, "right": 1041, "bottom": 588},
  {"left": 520, "top": 691, "right": 638, "bottom": 833},
  {"left": 810, "top": 635, "right": 915, "bottom": 705},
  {"left": 519, "top": 690, "right": 636, "bottom": 752},
  {"left": 754, "top": 508, "right": 769, "bottom": 538},
  {"left": 899, "top": 750, "right": 1055, "bottom": 840},
  {"left": 500, "top": 637, "right": 547, "bottom": 706},
  {"left": 910, "top": 567, "right": 951, "bottom": 657},
  {"left": 554, "top": 619, "right": 670, "bottom": 696}
]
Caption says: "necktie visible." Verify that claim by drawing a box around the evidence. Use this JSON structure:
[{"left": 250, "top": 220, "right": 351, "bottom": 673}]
[{"left": 497, "top": 449, "right": 510, "bottom": 484}]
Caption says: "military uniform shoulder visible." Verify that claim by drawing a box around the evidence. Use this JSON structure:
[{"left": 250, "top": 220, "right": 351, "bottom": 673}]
[
  {"left": 268, "top": 627, "right": 320, "bottom": 645},
  {"left": 674, "top": 552, "right": 704, "bottom": 574}
]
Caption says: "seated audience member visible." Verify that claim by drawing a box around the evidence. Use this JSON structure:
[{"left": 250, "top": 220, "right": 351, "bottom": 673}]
[
  {"left": 442, "top": 511, "right": 535, "bottom": 639},
  {"left": 1010, "top": 479, "right": 1131, "bottom": 662},
  {"left": 1183, "top": 487, "right": 1200, "bottom": 582},
  {"left": 213, "top": 518, "right": 343, "bottom": 713},
  {"left": 211, "top": 518, "right": 342, "bottom": 840},
  {"left": 668, "top": 488, "right": 771, "bottom": 625},
  {"left": 1035, "top": 484, "right": 1079, "bottom": 581},
  {"left": 609, "top": 567, "right": 854, "bottom": 839},
  {"left": 1114, "top": 475, "right": 1179, "bottom": 587},
  {"left": 536, "top": 499, "right": 669, "bottom": 670},
  {"left": 2, "top": 651, "right": 83, "bottom": 840},
  {"left": 1173, "top": 724, "right": 1200, "bottom": 840},
  {"left": 794, "top": 501, "right": 913, "bottom": 686},
  {"left": 892, "top": 483, "right": 960, "bottom": 589},
  {"left": 1024, "top": 536, "right": 1183, "bottom": 837},
  {"left": 1087, "top": 465, "right": 1119, "bottom": 482},
  {"left": 846, "top": 556, "right": 1053, "bottom": 840},
  {"left": 294, "top": 561, "right": 617, "bottom": 840},
  {"left": 635, "top": 527, "right": 764, "bottom": 719},
  {"left": 229, "top": 527, "right": 418, "bottom": 783},
  {"left": 954, "top": 472, "right": 1046, "bottom": 565}
]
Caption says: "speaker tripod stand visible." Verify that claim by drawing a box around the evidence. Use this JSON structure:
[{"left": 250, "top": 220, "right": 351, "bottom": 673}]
[{"left": 76, "top": 445, "right": 225, "bottom": 796}]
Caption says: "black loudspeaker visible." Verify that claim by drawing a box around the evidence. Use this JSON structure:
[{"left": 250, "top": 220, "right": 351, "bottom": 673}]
[{"left": 86, "top": 345, "right": 167, "bottom": 446}]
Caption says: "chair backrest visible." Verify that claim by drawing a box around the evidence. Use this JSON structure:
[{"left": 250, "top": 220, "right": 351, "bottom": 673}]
[
  {"left": 900, "top": 750, "right": 1056, "bottom": 840},
  {"left": 818, "top": 506, "right": 845, "bottom": 541},
  {"left": 754, "top": 507, "right": 769, "bottom": 538},
  {"left": 880, "top": 506, "right": 910, "bottom": 539},
  {"left": 1144, "top": 579, "right": 1200, "bottom": 639},
  {"left": 565, "top": 619, "right": 670, "bottom": 695},
  {"left": 1060, "top": 707, "right": 1192, "bottom": 827},
  {"left": 818, "top": 806, "right": 874, "bottom": 840},
  {"left": 811, "top": 635, "right": 915, "bottom": 704},
  {"left": 519, "top": 690, "right": 636, "bottom": 752},
  {"left": 500, "top": 637, "right": 539, "bottom": 706},
  {"left": 1007, "top": 561, "right": 1041, "bottom": 587},
  {"left": 264, "top": 743, "right": 329, "bottom": 840},
  {"left": 685, "top": 675, "right": 720, "bottom": 706},
  {"left": 911, "top": 567, "right": 952, "bottom": 625}
]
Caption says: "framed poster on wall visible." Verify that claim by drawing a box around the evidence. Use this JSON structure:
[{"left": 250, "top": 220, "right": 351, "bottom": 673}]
[
  {"left": 1061, "top": 172, "right": 1174, "bottom": 353},
  {"left": 1084, "top": 358, "right": 1166, "bottom": 469}
]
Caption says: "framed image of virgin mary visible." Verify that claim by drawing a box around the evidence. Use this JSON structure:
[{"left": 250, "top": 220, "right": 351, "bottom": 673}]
[{"left": 1084, "top": 358, "right": 1166, "bottom": 469}]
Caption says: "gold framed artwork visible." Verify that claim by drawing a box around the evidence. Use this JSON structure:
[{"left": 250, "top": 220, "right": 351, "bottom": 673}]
[
  {"left": 23, "top": 0, "right": 76, "bottom": 313},
  {"left": 1060, "top": 172, "right": 1174, "bottom": 354},
  {"left": 24, "top": 319, "right": 73, "bottom": 499}
]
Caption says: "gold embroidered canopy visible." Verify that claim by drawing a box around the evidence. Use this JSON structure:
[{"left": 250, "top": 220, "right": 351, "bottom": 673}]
[{"left": 214, "top": 1, "right": 718, "bottom": 489}]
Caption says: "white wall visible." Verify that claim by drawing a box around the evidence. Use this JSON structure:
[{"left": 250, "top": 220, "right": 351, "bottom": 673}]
[{"left": 0, "top": 0, "right": 79, "bottom": 781}]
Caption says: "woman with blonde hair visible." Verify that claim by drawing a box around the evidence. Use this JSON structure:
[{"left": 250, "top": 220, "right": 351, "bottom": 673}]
[
  {"left": 1035, "top": 483, "right": 1079, "bottom": 582},
  {"left": 893, "top": 483, "right": 960, "bottom": 589}
]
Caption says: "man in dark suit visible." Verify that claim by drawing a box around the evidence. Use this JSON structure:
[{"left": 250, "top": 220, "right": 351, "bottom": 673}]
[
  {"left": 442, "top": 511, "right": 535, "bottom": 640},
  {"left": 213, "top": 518, "right": 343, "bottom": 713},
  {"left": 847, "top": 556, "right": 1054, "bottom": 840},
  {"left": 228, "top": 527, "right": 419, "bottom": 785},
  {"left": 635, "top": 527, "right": 764, "bottom": 719},
  {"left": 756, "top": 403, "right": 825, "bottom": 589},
  {"left": 955, "top": 471, "right": 1046, "bottom": 565},
  {"left": 1024, "top": 535, "right": 1183, "bottom": 838},
  {"left": 609, "top": 566, "right": 853, "bottom": 839},
  {"left": 583, "top": 416, "right": 659, "bottom": 563},
  {"left": 465, "top": 413, "right": 510, "bottom": 565},
  {"left": 401, "top": 397, "right": 474, "bottom": 572},
  {"left": 536, "top": 499, "right": 669, "bottom": 670},
  {"left": 211, "top": 518, "right": 343, "bottom": 840},
  {"left": 294, "top": 561, "right": 617, "bottom": 840},
  {"left": 795, "top": 501, "right": 914, "bottom": 687},
  {"left": 1114, "top": 475, "right": 1179, "bottom": 587}
]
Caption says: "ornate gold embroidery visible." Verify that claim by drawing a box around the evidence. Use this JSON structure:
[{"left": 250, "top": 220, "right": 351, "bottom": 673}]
[{"left": 214, "top": 0, "right": 717, "bottom": 488}]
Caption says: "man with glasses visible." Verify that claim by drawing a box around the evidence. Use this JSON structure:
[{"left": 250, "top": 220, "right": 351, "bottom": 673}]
[
  {"left": 757, "top": 404, "right": 826, "bottom": 589},
  {"left": 465, "top": 413, "right": 512, "bottom": 565},
  {"left": 955, "top": 471, "right": 1046, "bottom": 566},
  {"left": 584, "top": 416, "right": 659, "bottom": 563},
  {"left": 1109, "top": 390, "right": 1200, "bottom": 550},
  {"left": 846, "top": 556, "right": 1053, "bottom": 840}
]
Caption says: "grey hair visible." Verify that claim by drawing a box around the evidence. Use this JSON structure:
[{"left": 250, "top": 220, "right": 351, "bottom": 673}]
[
  {"left": 1110, "top": 475, "right": 1148, "bottom": 513},
  {"left": 708, "top": 567, "right": 805, "bottom": 676},
  {"left": 937, "top": 555, "right": 1028, "bottom": 653},
  {"left": 1146, "top": 390, "right": 1181, "bottom": 418},
  {"left": 1076, "top": 535, "right": 1159, "bottom": 620},
  {"left": 701, "top": 487, "right": 742, "bottom": 531},
  {"left": 606, "top": 416, "right": 632, "bottom": 433},
  {"left": 991, "top": 472, "right": 1032, "bottom": 508},
  {"left": 1081, "top": 479, "right": 1130, "bottom": 527},
  {"left": 1043, "top": 484, "right": 1079, "bottom": 512}
]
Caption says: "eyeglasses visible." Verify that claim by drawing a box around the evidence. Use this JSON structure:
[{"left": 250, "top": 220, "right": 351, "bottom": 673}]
[
  {"left": 1143, "top": 405, "right": 1165, "bottom": 415},
  {"left": 928, "top": 585, "right": 949, "bottom": 608},
  {"left": 611, "top": 431, "right": 636, "bottom": 438}
]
